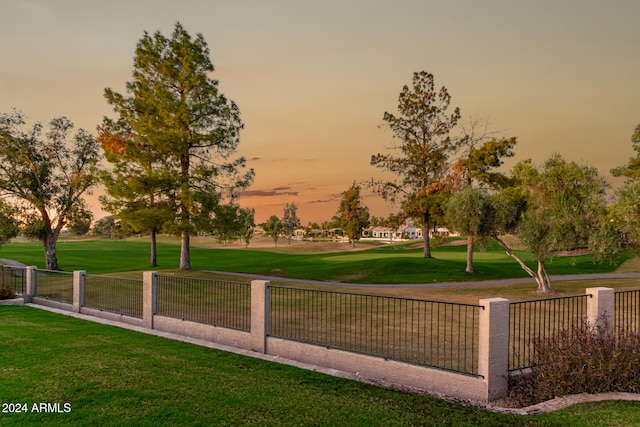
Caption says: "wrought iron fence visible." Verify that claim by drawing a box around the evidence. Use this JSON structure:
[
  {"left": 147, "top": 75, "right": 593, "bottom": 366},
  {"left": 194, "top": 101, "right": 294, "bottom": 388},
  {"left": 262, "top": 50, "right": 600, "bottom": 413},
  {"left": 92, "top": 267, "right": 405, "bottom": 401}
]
[
  {"left": 156, "top": 275, "right": 251, "bottom": 331},
  {"left": 509, "top": 294, "right": 589, "bottom": 371},
  {"left": 84, "top": 274, "right": 143, "bottom": 318},
  {"left": 269, "top": 286, "right": 481, "bottom": 376},
  {"left": 35, "top": 270, "right": 74, "bottom": 303},
  {"left": 0, "top": 265, "right": 26, "bottom": 295},
  {"left": 615, "top": 289, "right": 640, "bottom": 335}
]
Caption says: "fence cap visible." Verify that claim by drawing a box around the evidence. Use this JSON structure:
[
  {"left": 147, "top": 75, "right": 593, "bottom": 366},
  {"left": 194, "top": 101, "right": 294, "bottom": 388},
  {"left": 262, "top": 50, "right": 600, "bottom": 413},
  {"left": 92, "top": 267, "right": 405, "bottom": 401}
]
[
  {"left": 479, "top": 297, "right": 509, "bottom": 304},
  {"left": 586, "top": 287, "right": 615, "bottom": 292}
]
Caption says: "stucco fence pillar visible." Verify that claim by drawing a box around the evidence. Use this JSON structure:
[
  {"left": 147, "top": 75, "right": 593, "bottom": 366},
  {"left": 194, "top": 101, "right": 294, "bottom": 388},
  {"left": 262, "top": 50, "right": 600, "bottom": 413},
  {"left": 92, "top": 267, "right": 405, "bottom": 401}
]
[
  {"left": 72, "top": 270, "right": 86, "bottom": 313},
  {"left": 250, "top": 280, "right": 270, "bottom": 353},
  {"left": 143, "top": 271, "right": 158, "bottom": 329},
  {"left": 25, "top": 266, "right": 38, "bottom": 302},
  {"left": 478, "top": 297, "right": 510, "bottom": 401},
  {"left": 586, "top": 287, "right": 615, "bottom": 332}
]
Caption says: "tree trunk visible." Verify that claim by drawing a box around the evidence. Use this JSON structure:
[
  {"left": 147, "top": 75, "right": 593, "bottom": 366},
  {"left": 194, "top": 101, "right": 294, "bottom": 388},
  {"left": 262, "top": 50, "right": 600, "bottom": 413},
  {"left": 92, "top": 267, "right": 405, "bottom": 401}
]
[
  {"left": 43, "top": 233, "right": 60, "bottom": 271},
  {"left": 422, "top": 212, "right": 432, "bottom": 258},
  {"left": 150, "top": 229, "right": 157, "bottom": 267},
  {"left": 180, "top": 231, "right": 191, "bottom": 270},
  {"left": 536, "top": 260, "right": 553, "bottom": 294},
  {"left": 492, "top": 234, "right": 554, "bottom": 294},
  {"left": 466, "top": 234, "right": 474, "bottom": 273}
]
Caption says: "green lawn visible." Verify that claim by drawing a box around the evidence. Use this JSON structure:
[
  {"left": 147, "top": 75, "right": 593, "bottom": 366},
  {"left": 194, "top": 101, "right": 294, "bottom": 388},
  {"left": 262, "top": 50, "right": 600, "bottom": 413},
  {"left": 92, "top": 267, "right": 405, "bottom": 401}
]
[
  {"left": 2, "top": 306, "right": 640, "bottom": 426},
  {"left": 0, "top": 238, "right": 628, "bottom": 283}
]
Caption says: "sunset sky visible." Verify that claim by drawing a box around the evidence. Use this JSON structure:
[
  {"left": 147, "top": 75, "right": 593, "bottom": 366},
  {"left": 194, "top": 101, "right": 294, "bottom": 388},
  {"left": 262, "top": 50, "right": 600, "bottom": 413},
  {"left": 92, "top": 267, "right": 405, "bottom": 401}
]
[{"left": 1, "top": 1, "right": 638, "bottom": 224}]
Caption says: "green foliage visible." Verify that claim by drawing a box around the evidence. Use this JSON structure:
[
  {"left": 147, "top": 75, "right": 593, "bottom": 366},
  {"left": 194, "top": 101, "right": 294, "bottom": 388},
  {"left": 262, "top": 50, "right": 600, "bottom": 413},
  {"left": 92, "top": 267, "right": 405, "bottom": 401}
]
[
  {"left": 336, "top": 184, "right": 370, "bottom": 246},
  {"left": 208, "top": 203, "right": 254, "bottom": 246},
  {"left": 262, "top": 215, "right": 283, "bottom": 247},
  {"left": 0, "top": 201, "right": 19, "bottom": 245},
  {"left": 464, "top": 137, "right": 517, "bottom": 187},
  {"left": 611, "top": 124, "right": 640, "bottom": 179},
  {"left": 91, "top": 216, "right": 116, "bottom": 237},
  {"left": 519, "top": 154, "right": 608, "bottom": 260},
  {"left": 507, "top": 319, "right": 640, "bottom": 408},
  {"left": 370, "top": 71, "right": 462, "bottom": 257},
  {"left": 0, "top": 110, "right": 101, "bottom": 270},
  {"left": 66, "top": 203, "right": 93, "bottom": 237},
  {"left": 281, "top": 202, "right": 301, "bottom": 244},
  {"left": 103, "top": 22, "right": 254, "bottom": 269},
  {"left": 239, "top": 207, "right": 256, "bottom": 247},
  {"left": 488, "top": 154, "right": 610, "bottom": 293},
  {"left": 446, "top": 187, "right": 486, "bottom": 238}
]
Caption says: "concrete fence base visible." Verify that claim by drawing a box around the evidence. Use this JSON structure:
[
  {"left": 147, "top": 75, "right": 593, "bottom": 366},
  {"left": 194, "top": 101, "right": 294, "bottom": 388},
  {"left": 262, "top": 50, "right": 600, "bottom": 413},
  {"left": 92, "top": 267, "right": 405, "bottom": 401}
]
[{"left": 20, "top": 266, "right": 621, "bottom": 403}]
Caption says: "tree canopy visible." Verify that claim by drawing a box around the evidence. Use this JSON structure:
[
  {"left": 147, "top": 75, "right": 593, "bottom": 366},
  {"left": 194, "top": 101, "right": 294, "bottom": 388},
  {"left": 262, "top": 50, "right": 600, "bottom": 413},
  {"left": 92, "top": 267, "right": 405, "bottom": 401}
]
[
  {"left": 336, "top": 184, "right": 370, "bottom": 247},
  {"left": 491, "top": 154, "right": 609, "bottom": 293},
  {"left": 262, "top": 215, "right": 283, "bottom": 247},
  {"left": 282, "top": 202, "right": 301, "bottom": 245},
  {"left": 370, "top": 71, "right": 462, "bottom": 258},
  {"left": 0, "top": 110, "right": 101, "bottom": 269},
  {"left": 102, "top": 22, "right": 254, "bottom": 269}
]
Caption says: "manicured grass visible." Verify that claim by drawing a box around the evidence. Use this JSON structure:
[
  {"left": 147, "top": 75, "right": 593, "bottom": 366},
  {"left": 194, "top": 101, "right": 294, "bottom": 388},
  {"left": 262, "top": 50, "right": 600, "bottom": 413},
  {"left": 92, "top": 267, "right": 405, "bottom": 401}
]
[
  {"left": 2, "top": 306, "right": 640, "bottom": 426},
  {"left": 0, "top": 238, "right": 629, "bottom": 284}
]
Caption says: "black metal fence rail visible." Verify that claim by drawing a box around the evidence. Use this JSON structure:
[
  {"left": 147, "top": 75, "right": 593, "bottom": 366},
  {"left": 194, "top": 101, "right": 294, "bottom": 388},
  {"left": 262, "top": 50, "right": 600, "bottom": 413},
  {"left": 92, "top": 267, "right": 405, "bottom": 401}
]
[
  {"left": 509, "top": 294, "right": 589, "bottom": 371},
  {"left": 35, "top": 270, "right": 74, "bottom": 303},
  {"left": 156, "top": 275, "right": 251, "bottom": 331},
  {"left": 615, "top": 289, "right": 640, "bottom": 334},
  {"left": 85, "top": 274, "right": 143, "bottom": 318},
  {"left": 269, "top": 286, "right": 481, "bottom": 376},
  {"left": 0, "top": 265, "right": 26, "bottom": 295}
]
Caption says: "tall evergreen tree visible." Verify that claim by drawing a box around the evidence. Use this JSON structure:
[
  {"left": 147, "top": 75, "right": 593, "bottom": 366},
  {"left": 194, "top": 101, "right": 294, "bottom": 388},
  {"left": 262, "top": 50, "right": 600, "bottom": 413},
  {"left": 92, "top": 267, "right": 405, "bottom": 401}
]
[
  {"left": 370, "top": 71, "right": 461, "bottom": 258},
  {"left": 98, "top": 121, "right": 175, "bottom": 266},
  {"left": 102, "top": 22, "right": 254, "bottom": 269}
]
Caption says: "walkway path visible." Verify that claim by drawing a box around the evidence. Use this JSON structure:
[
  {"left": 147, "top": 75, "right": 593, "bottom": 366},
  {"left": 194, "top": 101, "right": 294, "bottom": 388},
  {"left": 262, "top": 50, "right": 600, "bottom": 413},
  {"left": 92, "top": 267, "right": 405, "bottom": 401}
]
[{"left": 207, "top": 270, "right": 640, "bottom": 289}]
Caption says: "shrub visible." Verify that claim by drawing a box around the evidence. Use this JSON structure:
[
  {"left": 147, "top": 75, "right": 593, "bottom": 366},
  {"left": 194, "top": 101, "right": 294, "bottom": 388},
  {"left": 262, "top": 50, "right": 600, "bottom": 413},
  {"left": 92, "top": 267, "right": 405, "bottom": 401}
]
[
  {"left": 506, "top": 318, "right": 640, "bottom": 407},
  {"left": 0, "top": 284, "right": 16, "bottom": 300}
]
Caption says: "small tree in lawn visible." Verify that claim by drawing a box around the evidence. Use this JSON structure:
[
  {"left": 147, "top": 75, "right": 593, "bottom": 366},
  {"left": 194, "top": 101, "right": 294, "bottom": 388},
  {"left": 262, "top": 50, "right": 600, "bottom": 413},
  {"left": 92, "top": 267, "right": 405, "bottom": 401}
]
[
  {"left": 282, "top": 202, "right": 301, "bottom": 245},
  {"left": 98, "top": 120, "right": 176, "bottom": 267},
  {"left": 489, "top": 154, "right": 608, "bottom": 294},
  {"left": 239, "top": 208, "right": 255, "bottom": 248},
  {"left": 263, "top": 215, "right": 283, "bottom": 247},
  {"left": 209, "top": 203, "right": 237, "bottom": 246},
  {"left": 446, "top": 187, "right": 488, "bottom": 272},
  {"left": 336, "top": 184, "right": 370, "bottom": 247},
  {"left": 209, "top": 203, "right": 254, "bottom": 246},
  {"left": 0, "top": 111, "right": 101, "bottom": 270},
  {"left": 446, "top": 125, "right": 517, "bottom": 273}
]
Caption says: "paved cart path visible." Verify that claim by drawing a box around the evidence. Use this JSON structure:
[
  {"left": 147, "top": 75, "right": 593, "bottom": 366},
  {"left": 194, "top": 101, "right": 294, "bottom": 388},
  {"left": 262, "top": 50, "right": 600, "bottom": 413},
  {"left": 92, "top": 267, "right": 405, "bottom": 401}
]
[
  {"left": 0, "top": 258, "right": 27, "bottom": 268},
  {"left": 4, "top": 257, "right": 639, "bottom": 288},
  {"left": 207, "top": 271, "right": 640, "bottom": 288}
]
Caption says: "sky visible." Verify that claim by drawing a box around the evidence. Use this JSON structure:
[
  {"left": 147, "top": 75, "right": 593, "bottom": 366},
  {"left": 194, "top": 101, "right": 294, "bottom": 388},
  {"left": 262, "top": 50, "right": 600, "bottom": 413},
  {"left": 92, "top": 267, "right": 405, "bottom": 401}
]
[{"left": 1, "top": 0, "right": 638, "bottom": 224}]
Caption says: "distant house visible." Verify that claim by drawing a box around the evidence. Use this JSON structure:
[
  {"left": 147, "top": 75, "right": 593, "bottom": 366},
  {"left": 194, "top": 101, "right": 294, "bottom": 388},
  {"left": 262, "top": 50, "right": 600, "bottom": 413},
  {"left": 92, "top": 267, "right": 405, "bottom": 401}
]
[
  {"left": 362, "top": 224, "right": 430, "bottom": 241},
  {"left": 364, "top": 226, "right": 395, "bottom": 239},
  {"left": 398, "top": 224, "right": 422, "bottom": 239}
]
